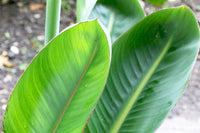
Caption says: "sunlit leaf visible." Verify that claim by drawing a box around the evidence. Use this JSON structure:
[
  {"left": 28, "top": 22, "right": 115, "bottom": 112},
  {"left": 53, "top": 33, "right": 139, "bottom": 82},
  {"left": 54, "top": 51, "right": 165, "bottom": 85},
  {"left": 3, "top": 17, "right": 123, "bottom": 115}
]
[{"left": 3, "top": 20, "right": 111, "bottom": 133}]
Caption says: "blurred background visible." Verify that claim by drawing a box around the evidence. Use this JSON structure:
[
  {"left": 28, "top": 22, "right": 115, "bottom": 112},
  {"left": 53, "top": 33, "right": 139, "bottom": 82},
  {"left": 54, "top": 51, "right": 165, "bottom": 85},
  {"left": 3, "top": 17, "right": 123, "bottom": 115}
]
[{"left": 0, "top": 0, "right": 199, "bottom": 132}]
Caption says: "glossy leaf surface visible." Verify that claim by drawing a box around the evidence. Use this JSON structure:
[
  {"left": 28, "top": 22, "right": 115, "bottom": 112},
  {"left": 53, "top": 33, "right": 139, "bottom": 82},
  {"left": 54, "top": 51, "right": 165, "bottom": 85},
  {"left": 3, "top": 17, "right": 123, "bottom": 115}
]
[
  {"left": 85, "top": 7, "right": 200, "bottom": 133},
  {"left": 3, "top": 20, "right": 111, "bottom": 133},
  {"left": 147, "top": 0, "right": 166, "bottom": 6},
  {"left": 77, "top": 0, "right": 145, "bottom": 42}
]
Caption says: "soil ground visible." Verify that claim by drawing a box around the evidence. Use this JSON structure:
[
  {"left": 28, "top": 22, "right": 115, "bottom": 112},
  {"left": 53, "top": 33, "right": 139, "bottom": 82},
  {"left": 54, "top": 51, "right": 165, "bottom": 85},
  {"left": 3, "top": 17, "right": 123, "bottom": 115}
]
[{"left": 0, "top": 0, "right": 200, "bottom": 132}]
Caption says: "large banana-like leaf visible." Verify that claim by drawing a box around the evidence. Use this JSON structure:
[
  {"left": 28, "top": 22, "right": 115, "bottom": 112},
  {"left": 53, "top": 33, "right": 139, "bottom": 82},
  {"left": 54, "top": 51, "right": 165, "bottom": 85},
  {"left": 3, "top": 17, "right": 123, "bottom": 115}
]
[
  {"left": 77, "top": 0, "right": 145, "bottom": 42},
  {"left": 3, "top": 20, "right": 111, "bottom": 133},
  {"left": 85, "top": 7, "right": 200, "bottom": 133}
]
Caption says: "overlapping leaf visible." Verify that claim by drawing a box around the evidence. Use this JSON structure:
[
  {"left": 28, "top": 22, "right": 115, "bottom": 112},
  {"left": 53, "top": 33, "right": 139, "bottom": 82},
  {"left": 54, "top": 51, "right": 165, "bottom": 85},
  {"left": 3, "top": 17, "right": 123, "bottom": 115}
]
[
  {"left": 85, "top": 6, "right": 200, "bottom": 133},
  {"left": 77, "top": 0, "right": 145, "bottom": 42},
  {"left": 3, "top": 20, "right": 111, "bottom": 133}
]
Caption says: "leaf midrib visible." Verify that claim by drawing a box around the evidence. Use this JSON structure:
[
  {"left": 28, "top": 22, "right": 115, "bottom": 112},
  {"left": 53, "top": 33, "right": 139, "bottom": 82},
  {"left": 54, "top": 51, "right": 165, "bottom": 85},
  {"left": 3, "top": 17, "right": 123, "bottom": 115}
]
[
  {"left": 110, "top": 37, "right": 173, "bottom": 133},
  {"left": 53, "top": 44, "right": 98, "bottom": 133}
]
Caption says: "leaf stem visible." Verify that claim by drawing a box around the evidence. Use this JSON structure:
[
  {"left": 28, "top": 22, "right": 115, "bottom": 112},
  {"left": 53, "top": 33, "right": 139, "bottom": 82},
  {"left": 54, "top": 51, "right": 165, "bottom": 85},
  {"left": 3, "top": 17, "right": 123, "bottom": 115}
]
[{"left": 45, "top": 0, "right": 62, "bottom": 45}]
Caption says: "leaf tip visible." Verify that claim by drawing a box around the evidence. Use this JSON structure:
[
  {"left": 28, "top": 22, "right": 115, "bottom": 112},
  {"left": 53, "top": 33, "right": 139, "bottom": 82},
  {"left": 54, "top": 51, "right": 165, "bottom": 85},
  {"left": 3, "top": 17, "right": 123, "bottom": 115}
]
[{"left": 179, "top": 5, "right": 191, "bottom": 13}]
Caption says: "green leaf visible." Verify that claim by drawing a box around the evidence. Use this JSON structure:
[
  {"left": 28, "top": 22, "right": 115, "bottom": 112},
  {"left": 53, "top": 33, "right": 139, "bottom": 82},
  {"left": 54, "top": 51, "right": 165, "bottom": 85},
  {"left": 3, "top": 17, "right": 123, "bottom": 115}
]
[
  {"left": 85, "top": 6, "right": 200, "bottom": 133},
  {"left": 3, "top": 20, "right": 111, "bottom": 133},
  {"left": 77, "top": 0, "right": 145, "bottom": 43},
  {"left": 146, "top": 0, "right": 166, "bottom": 6},
  {"left": 76, "top": 0, "right": 97, "bottom": 22}
]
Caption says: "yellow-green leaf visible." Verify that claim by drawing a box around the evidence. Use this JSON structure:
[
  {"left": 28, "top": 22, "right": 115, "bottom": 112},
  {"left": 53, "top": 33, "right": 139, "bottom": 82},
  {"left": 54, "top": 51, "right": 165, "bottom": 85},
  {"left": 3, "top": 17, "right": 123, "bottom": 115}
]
[{"left": 3, "top": 20, "right": 111, "bottom": 133}]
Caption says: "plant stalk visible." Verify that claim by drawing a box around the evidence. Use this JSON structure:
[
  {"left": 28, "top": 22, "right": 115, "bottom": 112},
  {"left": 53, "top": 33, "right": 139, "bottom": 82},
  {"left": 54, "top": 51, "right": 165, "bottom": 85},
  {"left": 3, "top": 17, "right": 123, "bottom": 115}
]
[{"left": 45, "top": 0, "right": 62, "bottom": 45}]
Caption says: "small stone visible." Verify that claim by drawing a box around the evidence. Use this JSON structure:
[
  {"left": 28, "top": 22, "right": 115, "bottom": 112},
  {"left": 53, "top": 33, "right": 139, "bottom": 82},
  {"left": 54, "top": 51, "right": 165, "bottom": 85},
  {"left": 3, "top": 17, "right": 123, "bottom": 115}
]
[
  {"left": 1, "top": 98, "right": 7, "bottom": 104},
  {"left": 7, "top": 51, "right": 16, "bottom": 59},
  {"left": 17, "top": 2, "right": 24, "bottom": 7},
  {"left": 34, "top": 14, "right": 41, "bottom": 19},
  {"left": 2, "top": 104, "right": 7, "bottom": 110},
  {"left": 37, "top": 35, "right": 44, "bottom": 41},
  {"left": 3, "top": 74, "right": 12, "bottom": 83},
  {"left": 1, "top": 0, "right": 8, "bottom": 4},
  {"left": 11, "top": 68, "right": 17, "bottom": 74},
  {"left": 0, "top": 89, "right": 8, "bottom": 95},
  {"left": 182, "top": 105, "right": 187, "bottom": 110},
  {"left": 25, "top": 26, "right": 32, "bottom": 33},
  {"left": 10, "top": 46, "right": 20, "bottom": 55},
  {"left": 13, "top": 42, "right": 19, "bottom": 46},
  {"left": 2, "top": 51, "right": 7, "bottom": 56},
  {"left": 19, "top": 7, "right": 29, "bottom": 14}
]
